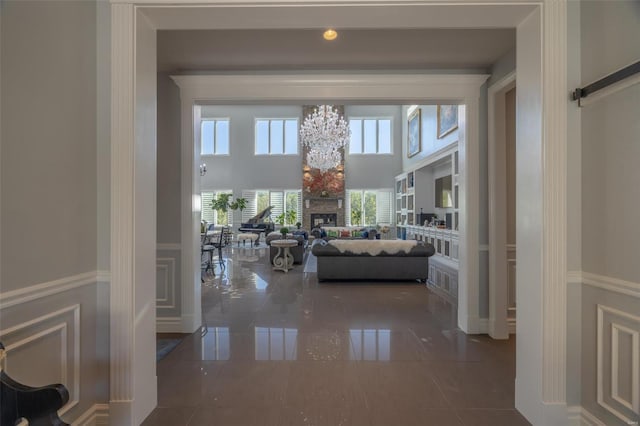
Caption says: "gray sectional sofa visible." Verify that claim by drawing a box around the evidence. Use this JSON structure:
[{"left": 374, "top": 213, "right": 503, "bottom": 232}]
[{"left": 311, "top": 239, "right": 435, "bottom": 282}]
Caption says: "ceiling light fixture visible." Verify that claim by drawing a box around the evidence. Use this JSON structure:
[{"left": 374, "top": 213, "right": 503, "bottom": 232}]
[
  {"left": 323, "top": 29, "right": 338, "bottom": 41},
  {"left": 300, "top": 105, "right": 350, "bottom": 172}
]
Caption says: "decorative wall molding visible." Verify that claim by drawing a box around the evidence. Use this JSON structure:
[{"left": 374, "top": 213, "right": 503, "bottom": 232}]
[
  {"left": 96, "top": 270, "right": 111, "bottom": 283},
  {"left": 541, "top": 0, "right": 568, "bottom": 405},
  {"left": 72, "top": 403, "right": 110, "bottom": 426},
  {"left": 566, "top": 406, "right": 607, "bottom": 426},
  {"left": 597, "top": 304, "right": 640, "bottom": 424},
  {"left": 110, "top": 1, "right": 135, "bottom": 406},
  {"left": 157, "top": 317, "right": 183, "bottom": 333},
  {"left": 0, "top": 272, "right": 100, "bottom": 309},
  {"left": 157, "top": 243, "right": 182, "bottom": 251},
  {"left": 0, "top": 305, "right": 81, "bottom": 415},
  {"left": 487, "top": 70, "right": 516, "bottom": 341},
  {"left": 567, "top": 270, "right": 640, "bottom": 298},
  {"left": 156, "top": 258, "right": 176, "bottom": 309}
]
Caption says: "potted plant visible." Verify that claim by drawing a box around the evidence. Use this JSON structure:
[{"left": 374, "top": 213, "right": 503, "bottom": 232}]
[
  {"left": 286, "top": 210, "right": 297, "bottom": 226},
  {"left": 295, "top": 222, "right": 302, "bottom": 229},
  {"left": 229, "top": 197, "right": 248, "bottom": 213},
  {"left": 211, "top": 193, "right": 233, "bottom": 212},
  {"left": 280, "top": 227, "right": 289, "bottom": 238}
]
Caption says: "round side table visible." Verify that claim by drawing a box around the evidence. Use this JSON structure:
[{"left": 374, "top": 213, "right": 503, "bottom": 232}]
[{"left": 271, "top": 239, "right": 298, "bottom": 272}]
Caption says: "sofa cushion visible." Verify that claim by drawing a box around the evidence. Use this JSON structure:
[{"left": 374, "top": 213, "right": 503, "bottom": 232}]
[{"left": 312, "top": 239, "right": 434, "bottom": 257}]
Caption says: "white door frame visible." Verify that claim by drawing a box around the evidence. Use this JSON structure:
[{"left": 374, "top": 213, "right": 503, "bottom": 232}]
[
  {"left": 109, "top": 1, "right": 568, "bottom": 425},
  {"left": 488, "top": 71, "right": 516, "bottom": 339}
]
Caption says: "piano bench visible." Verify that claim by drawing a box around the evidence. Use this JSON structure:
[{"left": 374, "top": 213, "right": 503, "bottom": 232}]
[{"left": 237, "top": 233, "right": 259, "bottom": 247}]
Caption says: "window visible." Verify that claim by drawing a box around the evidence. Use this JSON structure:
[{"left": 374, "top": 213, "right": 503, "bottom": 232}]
[
  {"left": 348, "top": 118, "right": 392, "bottom": 154},
  {"left": 241, "top": 189, "right": 302, "bottom": 225},
  {"left": 201, "top": 190, "right": 233, "bottom": 226},
  {"left": 255, "top": 119, "right": 298, "bottom": 155},
  {"left": 346, "top": 189, "right": 393, "bottom": 226},
  {"left": 201, "top": 119, "right": 230, "bottom": 155}
]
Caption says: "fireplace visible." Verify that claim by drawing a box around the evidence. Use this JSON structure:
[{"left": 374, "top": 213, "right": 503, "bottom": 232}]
[{"left": 310, "top": 213, "right": 337, "bottom": 227}]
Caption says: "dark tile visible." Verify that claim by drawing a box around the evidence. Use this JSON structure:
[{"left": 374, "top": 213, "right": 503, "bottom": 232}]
[
  {"left": 146, "top": 247, "right": 520, "bottom": 425},
  {"left": 457, "top": 409, "right": 531, "bottom": 426},
  {"left": 141, "top": 407, "right": 196, "bottom": 426}
]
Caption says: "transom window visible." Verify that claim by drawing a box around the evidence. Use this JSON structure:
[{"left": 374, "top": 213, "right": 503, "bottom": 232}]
[
  {"left": 201, "top": 119, "right": 230, "bottom": 156},
  {"left": 348, "top": 118, "right": 392, "bottom": 154},
  {"left": 255, "top": 119, "right": 298, "bottom": 155}
]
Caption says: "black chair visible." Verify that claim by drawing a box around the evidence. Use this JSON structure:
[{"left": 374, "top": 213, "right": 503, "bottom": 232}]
[
  {"left": 201, "top": 231, "right": 216, "bottom": 275},
  {"left": 210, "top": 226, "right": 227, "bottom": 269},
  {"left": 1, "top": 342, "right": 70, "bottom": 426}
]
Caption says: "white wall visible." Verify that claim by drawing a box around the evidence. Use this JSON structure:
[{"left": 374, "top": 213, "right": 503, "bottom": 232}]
[
  {"left": 402, "top": 105, "right": 459, "bottom": 170},
  {"left": 578, "top": 1, "right": 640, "bottom": 424},
  {"left": 197, "top": 104, "right": 402, "bottom": 224},
  {"left": 0, "top": 0, "right": 109, "bottom": 422},
  {"left": 344, "top": 105, "right": 402, "bottom": 189}
]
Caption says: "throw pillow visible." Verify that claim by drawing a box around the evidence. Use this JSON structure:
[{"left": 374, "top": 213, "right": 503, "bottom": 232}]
[
  {"left": 361, "top": 230, "right": 369, "bottom": 239},
  {"left": 351, "top": 229, "right": 361, "bottom": 237},
  {"left": 327, "top": 230, "right": 338, "bottom": 238},
  {"left": 340, "top": 229, "right": 351, "bottom": 238}
]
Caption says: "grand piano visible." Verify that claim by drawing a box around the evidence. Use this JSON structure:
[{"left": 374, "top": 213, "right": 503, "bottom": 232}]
[{"left": 238, "top": 206, "right": 275, "bottom": 243}]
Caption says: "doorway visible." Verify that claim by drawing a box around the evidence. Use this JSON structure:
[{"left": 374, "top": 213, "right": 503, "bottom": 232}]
[{"left": 488, "top": 72, "right": 516, "bottom": 339}]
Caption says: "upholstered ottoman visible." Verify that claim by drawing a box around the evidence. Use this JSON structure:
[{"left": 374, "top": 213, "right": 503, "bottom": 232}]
[{"left": 237, "top": 233, "right": 259, "bottom": 247}]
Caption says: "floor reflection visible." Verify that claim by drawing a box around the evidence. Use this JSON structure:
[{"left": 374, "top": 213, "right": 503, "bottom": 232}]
[{"left": 147, "top": 245, "right": 529, "bottom": 426}]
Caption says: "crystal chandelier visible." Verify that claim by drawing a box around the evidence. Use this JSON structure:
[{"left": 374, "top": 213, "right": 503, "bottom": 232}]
[{"left": 300, "top": 105, "right": 350, "bottom": 172}]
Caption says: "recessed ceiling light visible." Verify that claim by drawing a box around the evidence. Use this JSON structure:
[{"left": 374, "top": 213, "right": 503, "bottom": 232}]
[{"left": 323, "top": 29, "right": 338, "bottom": 41}]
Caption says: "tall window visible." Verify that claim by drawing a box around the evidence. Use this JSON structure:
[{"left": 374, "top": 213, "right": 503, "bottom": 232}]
[
  {"left": 346, "top": 189, "right": 393, "bottom": 226},
  {"left": 201, "top": 190, "right": 233, "bottom": 226},
  {"left": 201, "top": 119, "right": 230, "bottom": 155},
  {"left": 242, "top": 189, "right": 302, "bottom": 225},
  {"left": 348, "top": 118, "right": 392, "bottom": 154},
  {"left": 255, "top": 119, "right": 298, "bottom": 155}
]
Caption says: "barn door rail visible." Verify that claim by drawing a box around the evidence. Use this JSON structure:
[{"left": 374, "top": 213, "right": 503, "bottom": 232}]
[{"left": 571, "top": 60, "right": 640, "bottom": 106}]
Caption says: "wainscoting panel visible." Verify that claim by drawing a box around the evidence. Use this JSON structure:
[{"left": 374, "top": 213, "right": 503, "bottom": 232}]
[
  {"left": 597, "top": 304, "right": 640, "bottom": 425},
  {"left": 0, "top": 304, "right": 81, "bottom": 415},
  {"left": 156, "top": 244, "right": 182, "bottom": 327}
]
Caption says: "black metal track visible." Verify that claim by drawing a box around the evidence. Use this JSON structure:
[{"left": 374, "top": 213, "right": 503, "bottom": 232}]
[{"left": 572, "top": 60, "right": 640, "bottom": 101}]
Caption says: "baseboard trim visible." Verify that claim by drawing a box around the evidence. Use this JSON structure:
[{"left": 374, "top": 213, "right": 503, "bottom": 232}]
[
  {"left": 567, "top": 406, "right": 606, "bottom": 426},
  {"left": 567, "top": 270, "right": 640, "bottom": 298},
  {"left": 463, "top": 317, "right": 489, "bottom": 334},
  {"left": 157, "top": 316, "right": 183, "bottom": 333},
  {"left": 0, "top": 271, "right": 101, "bottom": 309},
  {"left": 71, "top": 403, "right": 109, "bottom": 426}
]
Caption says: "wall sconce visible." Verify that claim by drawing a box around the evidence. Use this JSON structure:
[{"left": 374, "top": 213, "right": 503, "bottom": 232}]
[
  {"left": 338, "top": 199, "right": 343, "bottom": 209},
  {"left": 305, "top": 199, "right": 310, "bottom": 209},
  {"left": 199, "top": 163, "right": 207, "bottom": 176}
]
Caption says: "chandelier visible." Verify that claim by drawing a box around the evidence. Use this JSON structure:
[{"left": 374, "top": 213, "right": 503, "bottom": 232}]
[{"left": 299, "top": 105, "right": 350, "bottom": 172}]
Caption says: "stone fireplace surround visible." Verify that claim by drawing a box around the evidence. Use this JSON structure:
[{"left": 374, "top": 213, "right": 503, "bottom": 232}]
[
  {"left": 303, "top": 199, "right": 344, "bottom": 229},
  {"left": 310, "top": 213, "right": 338, "bottom": 227}
]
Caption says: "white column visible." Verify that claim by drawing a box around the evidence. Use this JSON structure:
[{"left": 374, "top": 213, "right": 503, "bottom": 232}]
[
  {"left": 541, "top": 0, "right": 567, "bottom": 409},
  {"left": 110, "top": 2, "right": 135, "bottom": 422}
]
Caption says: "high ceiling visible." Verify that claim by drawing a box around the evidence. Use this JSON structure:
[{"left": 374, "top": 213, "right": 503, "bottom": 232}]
[{"left": 157, "top": 29, "right": 515, "bottom": 73}]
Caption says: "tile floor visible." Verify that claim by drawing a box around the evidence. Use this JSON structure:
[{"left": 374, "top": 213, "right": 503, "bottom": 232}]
[{"left": 143, "top": 245, "right": 530, "bottom": 426}]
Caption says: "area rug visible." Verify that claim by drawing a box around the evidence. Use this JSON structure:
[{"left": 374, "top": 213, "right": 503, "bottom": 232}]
[{"left": 156, "top": 338, "right": 183, "bottom": 361}]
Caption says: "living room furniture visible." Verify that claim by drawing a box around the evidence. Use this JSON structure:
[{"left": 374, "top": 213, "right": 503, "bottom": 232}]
[
  {"left": 237, "top": 233, "right": 259, "bottom": 247},
  {"left": 271, "top": 239, "right": 299, "bottom": 272},
  {"left": 312, "top": 239, "right": 435, "bottom": 281},
  {"left": 266, "top": 233, "right": 307, "bottom": 265}
]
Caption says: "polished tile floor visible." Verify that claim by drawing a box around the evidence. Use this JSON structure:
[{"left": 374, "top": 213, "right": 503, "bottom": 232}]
[{"left": 143, "top": 245, "right": 530, "bottom": 426}]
